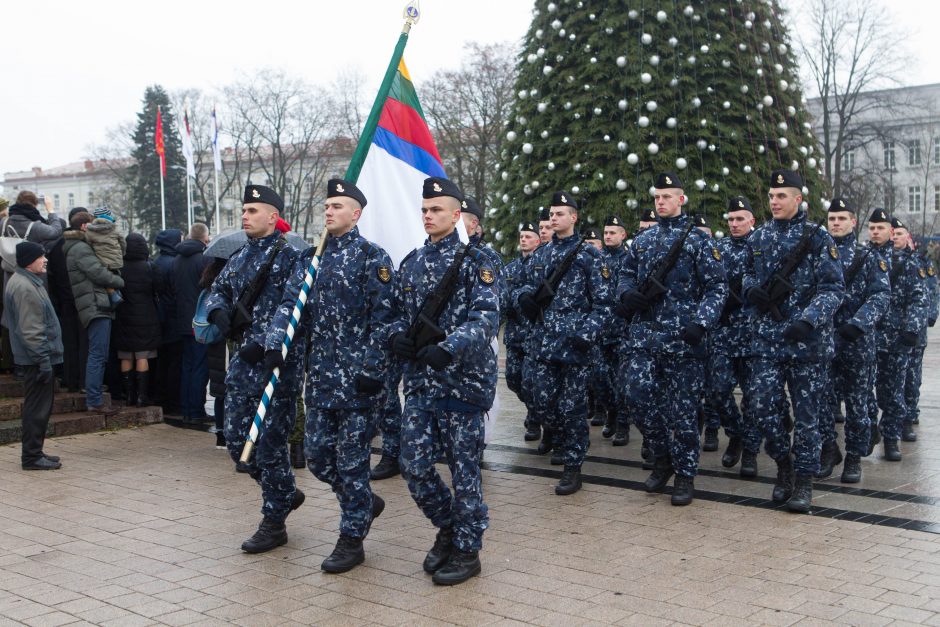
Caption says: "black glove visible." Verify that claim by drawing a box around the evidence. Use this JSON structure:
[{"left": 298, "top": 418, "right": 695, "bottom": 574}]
[
  {"left": 263, "top": 349, "right": 285, "bottom": 372},
  {"left": 620, "top": 290, "right": 651, "bottom": 313},
  {"left": 238, "top": 341, "right": 265, "bottom": 365},
  {"left": 746, "top": 287, "right": 772, "bottom": 309},
  {"left": 568, "top": 335, "right": 592, "bottom": 353},
  {"left": 355, "top": 374, "right": 384, "bottom": 396},
  {"left": 390, "top": 333, "right": 417, "bottom": 360},
  {"left": 782, "top": 320, "right": 813, "bottom": 343},
  {"left": 37, "top": 367, "right": 54, "bottom": 386},
  {"left": 899, "top": 330, "right": 919, "bottom": 347},
  {"left": 209, "top": 309, "right": 231, "bottom": 338},
  {"left": 837, "top": 324, "right": 864, "bottom": 342},
  {"left": 679, "top": 322, "right": 706, "bottom": 346},
  {"left": 518, "top": 293, "right": 541, "bottom": 322},
  {"left": 614, "top": 302, "right": 632, "bottom": 318},
  {"left": 929, "top": 318, "right": 937, "bottom": 328},
  {"left": 416, "top": 345, "right": 453, "bottom": 371}
]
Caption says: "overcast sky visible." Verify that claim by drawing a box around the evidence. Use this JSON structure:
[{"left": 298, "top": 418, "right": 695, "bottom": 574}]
[{"left": 2, "top": 0, "right": 937, "bottom": 187}]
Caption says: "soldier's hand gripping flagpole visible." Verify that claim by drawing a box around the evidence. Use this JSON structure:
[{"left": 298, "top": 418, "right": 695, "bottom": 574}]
[{"left": 239, "top": 1, "right": 422, "bottom": 463}]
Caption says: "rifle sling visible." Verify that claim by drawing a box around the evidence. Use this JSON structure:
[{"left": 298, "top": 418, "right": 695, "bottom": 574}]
[
  {"left": 411, "top": 242, "right": 473, "bottom": 332},
  {"left": 236, "top": 237, "right": 286, "bottom": 316}
]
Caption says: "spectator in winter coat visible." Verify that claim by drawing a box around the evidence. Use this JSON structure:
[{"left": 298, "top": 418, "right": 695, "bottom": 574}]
[
  {"left": 171, "top": 223, "right": 211, "bottom": 422},
  {"left": 83, "top": 207, "right": 126, "bottom": 308},
  {"left": 201, "top": 257, "right": 229, "bottom": 448},
  {"left": 153, "top": 228, "right": 182, "bottom": 414},
  {"left": 114, "top": 233, "right": 162, "bottom": 407}
]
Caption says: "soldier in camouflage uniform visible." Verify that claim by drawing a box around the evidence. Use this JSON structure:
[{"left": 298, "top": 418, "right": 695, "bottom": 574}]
[
  {"left": 581, "top": 226, "right": 606, "bottom": 427},
  {"left": 874, "top": 217, "right": 929, "bottom": 461},
  {"left": 823, "top": 203, "right": 890, "bottom": 483},
  {"left": 903, "top": 240, "right": 939, "bottom": 438},
  {"left": 272, "top": 179, "right": 395, "bottom": 573},
  {"left": 522, "top": 208, "right": 554, "bottom": 451},
  {"left": 515, "top": 191, "right": 613, "bottom": 496},
  {"left": 389, "top": 177, "right": 498, "bottom": 586},
  {"left": 371, "top": 360, "right": 403, "bottom": 480},
  {"left": 618, "top": 173, "right": 727, "bottom": 506},
  {"left": 206, "top": 184, "right": 306, "bottom": 553},
  {"left": 742, "top": 170, "right": 844, "bottom": 513},
  {"left": 503, "top": 221, "right": 541, "bottom": 441},
  {"left": 703, "top": 197, "right": 757, "bottom": 474},
  {"left": 601, "top": 216, "right": 630, "bottom": 445}
]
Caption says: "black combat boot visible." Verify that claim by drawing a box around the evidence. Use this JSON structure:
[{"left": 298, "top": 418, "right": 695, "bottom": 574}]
[
  {"left": 289, "top": 442, "right": 305, "bottom": 469},
  {"left": 841, "top": 453, "right": 862, "bottom": 483},
  {"left": 321, "top": 535, "right": 365, "bottom": 573},
  {"left": 290, "top": 489, "right": 305, "bottom": 513},
  {"left": 612, "top": 426, "right": 629, "bottom": 446},
  {"left": 883, "top": 439, "right": 902, "bottom": 462},
  {"left": 537, "top": 429, "right": 553, "bottom": 455},
  {"left": 641, "top": 438, "right": 654, "bottom": 470},
  {"left": 550, "top": 450, "right": 564, "bottom": 466},
  {"left": 241, "top": 518, "right": 288, "bottom": 553},
  {"left": 423, "top": 526, "right": 454, "bottom": 574},
  {"left": 524, "top": 419, "right": 541, "bottom": 442},
  {"left": 787, "top": 475, "right": 813, "bottom": 513},
  {"left": 432, "top": 550, "right": 481, "bottom": 585},
  {"left": 644, "top": 456, "right": 674, "bottom": 493},
  {"left": 602, "top": 409, "right": 616, "bottom": 438},
  {"left": 702, "top": 427, "right": 719, "bottom": 452},
  {"left": 901, "top": 422, "right": 917, "bottom": 442},
  {"left": 740, "top": 450, "right": 758, "bottom": 477},
  {"left": 772, "top": 456, "right": 794, "bottom": 503},
  {"left": 135, "top": 371, "right": 151, "bottom": 406},
  {"left": 120, "top": 371, "right": 137, "bottom": 407},
  {"left": 370, "top": 454, "right": 400, "bottom": 480},
  {"left": 868, "top": 426, "right": 881, "bottom": 456},
  {"left": 815, "top": 440, "right": 843, "bottom": 479},
  {"left": 721, "top": 437, "right": 743, "bottom": 468},
  {"left": 671, "top": 475, "right": 694, "bottom": 506},
  {"left": 555, "top": 466, "right": 582, "bottom": 496},
  {"left": 591, "top": 409, "right": 606, "bottom": 427}
]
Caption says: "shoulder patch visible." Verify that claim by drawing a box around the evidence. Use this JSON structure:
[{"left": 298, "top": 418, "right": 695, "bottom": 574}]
[
  {"left": 601, "top": 265, "right": 611, "bottom": 279},
  {"left": 712, "top": 248, "right": 721, "bottom": 261},
  {"left": 377, "top": 265, "right": 391, "bottom": 283},
  {"left": 480, "top": 267, "right": 495, "bottom": 284},
  {"left": 829, "top": 245, "right": 839, "bottom": 260},
  {"left": 918, "top": 267, "right": 927, "bottom": 279},
  {"left": 879, "top": 259, "right": 888, "bottom": 272}
]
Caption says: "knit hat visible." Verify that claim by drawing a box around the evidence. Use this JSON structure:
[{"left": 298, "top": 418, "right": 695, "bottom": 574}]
[
  {"left": 94, "top": 206, "right": 115, "bottom": 222},
  {"left": 16, "top": 241, "right": 44, "bottom": 268}
]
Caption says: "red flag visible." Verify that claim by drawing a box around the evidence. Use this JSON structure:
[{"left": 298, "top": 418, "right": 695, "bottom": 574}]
[{"left": 155, "top": 106, "right": 166, "bottom": 178}]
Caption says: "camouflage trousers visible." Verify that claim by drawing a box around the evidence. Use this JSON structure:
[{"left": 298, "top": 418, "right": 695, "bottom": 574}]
[
  {"left": 377, "top": 363, "right": 403, "bottom": 459},
  {"left": 520, "top": 348, "right": 541, "bottom": 427},
  {"left": 826, "top": 349, "right": 875, "bottom": 457},
  {"left": 746, "top": 358, "right": 822, "bottom": 476},
  {"left": 875, "top": 349, "right": 911, "bottom": 440},
  {"left": 530, "top": 360, "right": 590, "bottom": 467},
  {"left": 623, "top": 351, "right": 704, "bottom": 478},
  {"left": 399, "top": 396, "right": 488, "bottom": 552},
  {"left": 904, "top": 345, "right": 926, "bottom": 425},
  {"left": 225, "top": 375, "right": 298, "bottom": 524},
  {"left": 703, "top": 351, "right": 748, "bottom": 440},
  {"left": 598, "top": 343, "right": 629, "bottom": 428},
  {"left": 505, "top": 345, "right": 525, "bottom": 401},
  {"left": 305, "top": 406, "right": 378, "bottom": 539}
]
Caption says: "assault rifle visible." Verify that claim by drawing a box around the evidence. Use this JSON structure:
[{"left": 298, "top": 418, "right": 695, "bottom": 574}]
[
  {"left": 754, "top": 222, "right": 822, "bottom": 322},
  {"left": 531, "top": 239, "right": 584, "bottom": 312},
  {"left": 634, "top": 219, "right": 695, "bottom": 313},
  {"left": 719, "top": 275, "right": 744, "bottom": 325},
  {"left": 842, "top": 247, "right": 871, "bottom": 288},
  {"left": 230, "top": 238, "right": 286, "bottom": 338},
  {"left": 405, "top": 243, "right": 473, "bottom": 350}
]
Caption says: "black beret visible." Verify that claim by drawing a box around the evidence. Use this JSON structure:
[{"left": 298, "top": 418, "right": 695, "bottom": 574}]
[
  {"left": 640, "top": 208, "right": 657, "bottom": 222},
  {"left": 327, "top": 178, "right": 367, "bottom": 208},
  {"left": 16, "top": 241, "right": 44, "bottom": 268},
  {"left": 582, "top": 227, "right": 601, "bottom": 240},
  {"left": 422, "top": 177, "right": 464, "bottom": 202},
  {"left": 769, "top": 169, "right": 804, "bottom": 190},
  {"left": 605, "top": 215, "right": 625, "bottom": 228},
  {"left": 868, "top": 208, "right": 890, "bottom": 224},
  {"left": 550, "top": 191, "right": 578, "bottom": 209},
  {"left": 890, "top": 216, "right": 906, "bottom": 230},
  {"left": 727, "top": 196, "right": 753, "bottom": 213},
  {"left": 463, "top": 196, "right": 484, "bottom": 221},
  {"left": 654, "top": 172, "right": 683, "bottom": 189},
  {"left": 520, "top": 221, "right": 538, "bottom": 234},
  {"left": 244, "top": 184, "right": 284, "bottom": 211},
  {"left": 828, "top": 196, "right": 854, "bottom": 214},
  {"left": 539, "top": 207, "right": 551, "bottom": 221},
  {"left": 692, "top": 214, "right": 709, "bottom": 228}
]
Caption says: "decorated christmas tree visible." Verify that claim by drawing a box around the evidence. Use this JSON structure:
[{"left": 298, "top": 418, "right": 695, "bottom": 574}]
[{"left": 489, "top": 0, "right": 826, "bottom": 254}]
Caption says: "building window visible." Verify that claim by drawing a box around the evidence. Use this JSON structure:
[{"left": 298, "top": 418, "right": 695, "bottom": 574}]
[
  {"left": 909, "top": 186, "right": 922, "bottom": 212},
  {"left": 935, "top": 185, "right": 940, "bottom": 212},
  {"left": 885, "top": 186, "right": 896, "bottom": 212},
  {"left": 67, "top": 193, "right": 74, "bottom": 209},
  {"left": 909, "top": 140, "right": 922, "bottom": 166},
  {"left": 53, "top": 194, "right": 60, "bottom": 210},
  {"left": 883, "top": 142, "right": 896, "bottom": 170},
  {"left": 88, "top": 192, "right": 94, "bottom": 207},
  {"left": 841, "top": 148, "right": 855, "bottom": 171},
  {"left": 935, "top": 137, "right": 940, "bottom": 166}
]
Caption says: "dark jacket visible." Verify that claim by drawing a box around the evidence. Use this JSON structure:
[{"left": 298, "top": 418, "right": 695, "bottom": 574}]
[
  {"left": 170, "top": 238, "right": 209, "bottom": 337},
  {"left": 62, "top": 230, "right": 125, "bottom": 328},
  {"left": 2, "top": 205, "right": 65, "bottom": 286},
  {"left": 1, "top": 268, "right": 64, "bottom": 367},
  {"left": 153, "top": 229, "right": 182, "bottom": 343},
  {"left": 114, "top": 234, "right": 162, "bottom": 353},
  {"left": 207, "top": 342, "right": 228, "bottom": 397},
  {"left": 45, "top": 235, "right": 76, "bottom": 317}
]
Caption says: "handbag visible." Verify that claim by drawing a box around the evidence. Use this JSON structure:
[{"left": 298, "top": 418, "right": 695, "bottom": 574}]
[
  {"left": 0, "top": 218, "right": 36, "bottom": 267},
  {"left": 192, "top": 289, "right": 223, "bottom": 344}
]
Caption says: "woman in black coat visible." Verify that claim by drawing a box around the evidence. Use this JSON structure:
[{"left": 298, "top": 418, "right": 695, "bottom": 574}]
[
  {"left": 201, "top": 258, "right": 228, "bottom": 448},
  {"left": 114, "top": 233, "right": 162, "bottom": 405}
]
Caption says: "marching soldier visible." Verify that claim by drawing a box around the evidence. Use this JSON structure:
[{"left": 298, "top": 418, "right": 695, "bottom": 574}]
[
  {"left": 903, "top": 239, "right": 939, "bottom": 438},
  {"left": 271, "top": 179, "right": 396, "bottom": 572},
  {"left": 742, "top": 170, "right": 844, "bottom": 513},
  {"left": 206, "top": 184, "right": 306, "bottom": 553},
  {"left": 504, "top": 221, "right": 541, "bottom": 441},
  {"left": 618, "top": 172, "right": 727, "bottom": 506},
  {"left": 389, "top": 177, "right": 499, "bottom": 586},
  {"left": 823, "top": 201, "right": 890, "bottom": 483},
  {"left": 515, "top": 191, "right": 613, "bottom": 495},
  {"left": 601, "top": 216, "right": 630, "bottom": 445}
]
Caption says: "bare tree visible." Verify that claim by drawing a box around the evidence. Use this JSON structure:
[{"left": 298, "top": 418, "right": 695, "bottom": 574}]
[
  {"left": 421, "top": 42, "right": 518, "bottom": 214},
  {"left": 87, "top": 121, "right": 139, "bottom": 230},
  {"left": 330, "top": 68, "right": 369, "bottom": 147}
]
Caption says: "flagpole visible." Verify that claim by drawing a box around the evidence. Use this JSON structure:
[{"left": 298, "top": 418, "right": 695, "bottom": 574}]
[
  {"left": 157, "top": 105, "right": 166, "bottom": 231},
  {"left": 186, "top": 174, "right": 193, "bottom": 232},
  {"left": 213, "top": 168, "right": 220, "bottom": 234},
  {"left": 240, "top": 0, "right": 422, "bottom": 463}
]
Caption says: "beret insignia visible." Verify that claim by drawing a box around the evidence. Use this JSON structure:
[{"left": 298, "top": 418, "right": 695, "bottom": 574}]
[
  {"left": 829, "top": 246, "right": 839, "bottom": 259},
  {"left": 461, "top": 200, "right": 467, "bottom": 209},
  {"left": 776, "top": 174, "right": 784, "bottom": 184},
  {"left": 613, "top": 217, "right": 619, "bottom": 225},
  {"left": 480, "top": 267, "right": 495, "bottom": 284},
  {"left": 839, "top": 200, "right": 845, "bottom": 208},
  {"left": 712, "top": 248, "right": 721, "bottom": 261},
  {"left": 251, "top": 189, "right": 261, "bottom": 198},
  {"left": 336, "top": 183, "right": 345, "bottom": 193},
  {"left": 433, "top": 182, "right": 442, "bottom": 192},
  {"left": 738, "top": 200, "right": 744, "bottom": 208},
  {"left": 879, "top": 259, "right": 888, "bottom": 272},
  {"left": 560, "top": 194, "right": 568, "bottom": 203},
  {"left": 377, "top": 266, "right": 391, "bottom": 283},
  {"left": 665, "top": 176, "right": 672, "bottom": 185}
]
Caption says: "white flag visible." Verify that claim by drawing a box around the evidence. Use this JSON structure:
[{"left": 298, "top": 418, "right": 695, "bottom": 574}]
[
  {"left": 180, "top": 106, "right": 195, "bottom": 178},
  {"left": 211, "top": 106, "right": 222, "bottom": 172}
]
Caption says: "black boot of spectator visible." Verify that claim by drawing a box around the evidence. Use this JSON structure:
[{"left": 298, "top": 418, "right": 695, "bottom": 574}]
[
  {"left": 120, "top": 371, "right": 137, "bottom": 407},
  {"left": 136, "top": 371, "right": 151, "bottom": 407}
]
